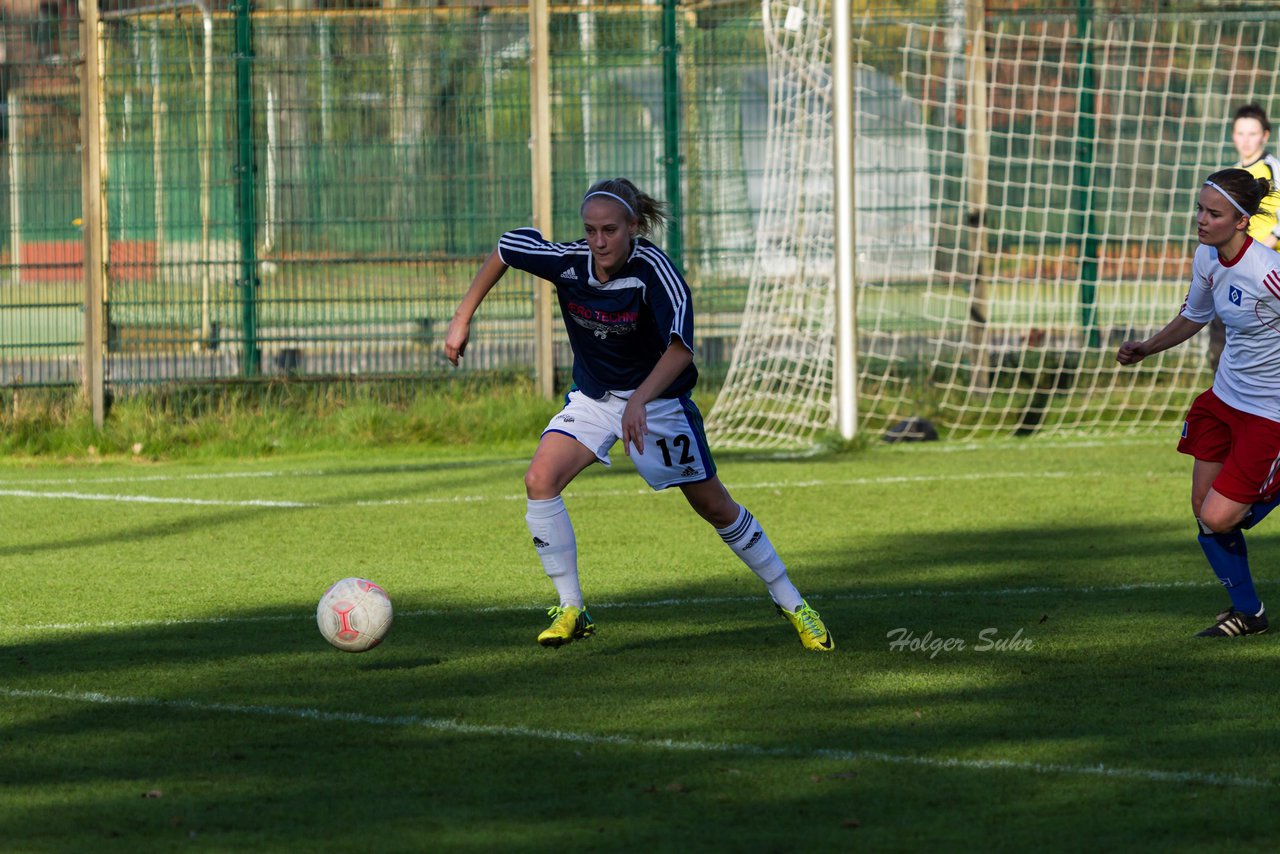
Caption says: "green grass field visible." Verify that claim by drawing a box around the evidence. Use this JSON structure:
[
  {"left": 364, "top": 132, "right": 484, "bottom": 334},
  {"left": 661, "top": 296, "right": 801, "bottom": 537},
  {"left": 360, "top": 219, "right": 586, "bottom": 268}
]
[{"left": 2, "top": 437, "right": 1277, "bottom": 850}]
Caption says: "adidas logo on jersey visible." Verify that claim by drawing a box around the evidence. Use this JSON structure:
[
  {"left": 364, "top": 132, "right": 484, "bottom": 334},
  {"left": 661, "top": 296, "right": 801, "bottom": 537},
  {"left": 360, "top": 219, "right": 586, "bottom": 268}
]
[
  {"left": 559, "top": 415, "right": 575, "bottom": 423},
  {"left": 680, "top": 465, "right": 698, "bottom": 478},
  {"left": 560, "top": 268, "right": 579, "bottom": 281}
]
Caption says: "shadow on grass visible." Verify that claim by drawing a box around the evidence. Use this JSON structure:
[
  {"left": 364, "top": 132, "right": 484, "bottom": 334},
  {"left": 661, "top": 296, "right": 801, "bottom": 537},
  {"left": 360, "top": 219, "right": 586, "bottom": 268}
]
[
  {"left": 2, "top": 520, "right": 1278, "bottom": 849},
  {"left": 5, "top": 578, "right": 1274, "bottom": 850}
]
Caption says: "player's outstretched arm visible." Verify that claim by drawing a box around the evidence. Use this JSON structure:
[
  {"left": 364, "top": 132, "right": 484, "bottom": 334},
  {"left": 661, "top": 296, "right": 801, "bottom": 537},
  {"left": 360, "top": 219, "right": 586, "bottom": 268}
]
[
  {"left": 445, "top": 248, "right": 509, "bottom": 366},
  {"left": 1115, "top": 315, "right": 1206, "bottom": 366}
]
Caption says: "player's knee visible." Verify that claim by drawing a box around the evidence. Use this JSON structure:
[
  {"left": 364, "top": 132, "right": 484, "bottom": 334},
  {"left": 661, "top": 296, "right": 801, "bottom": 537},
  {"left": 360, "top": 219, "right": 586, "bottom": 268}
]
[
  {"left": 696, "top": 497, "right": 740, "bottom": 529},
  {"left": 714, "top": 505, "right": 741, "bottom": 529},
  {"left": 524, "top": 466, "right": 560, "bottom": 500},
  {"left": 1197, "top": 508, "right": 1240, "bottom": 535}
]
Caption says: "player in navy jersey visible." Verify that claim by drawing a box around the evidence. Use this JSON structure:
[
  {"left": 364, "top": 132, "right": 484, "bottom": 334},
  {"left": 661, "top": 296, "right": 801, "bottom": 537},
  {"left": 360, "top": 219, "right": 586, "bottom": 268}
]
[
  {"left": 444, "top": 178, "right": 832, "bottom": 651},
  {"left": 1117, "top": 168, "right": 1280, "bottom": 637}
]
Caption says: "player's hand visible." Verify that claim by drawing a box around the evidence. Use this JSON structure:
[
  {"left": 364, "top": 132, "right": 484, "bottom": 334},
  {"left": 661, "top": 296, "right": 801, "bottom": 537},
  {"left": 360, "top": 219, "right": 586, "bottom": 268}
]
[
  {"left": 444, "top": 316, "right": 471, "bottom": 366},
  {"left": 1115, "top": 340, "right": 1148, "bottom": 366},
  {"left": 621, "top": 397, "right": 648, "bottom": 456}
]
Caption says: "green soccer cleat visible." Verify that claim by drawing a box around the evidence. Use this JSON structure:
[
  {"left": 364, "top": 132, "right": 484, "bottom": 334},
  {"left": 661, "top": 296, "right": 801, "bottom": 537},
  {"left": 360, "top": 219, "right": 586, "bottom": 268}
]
[
  {"left": 778, "top": 601, "right": 834, "bottom": 651},
  {"left": 537, "top": 605, "right": 596, "bottom": 648}
]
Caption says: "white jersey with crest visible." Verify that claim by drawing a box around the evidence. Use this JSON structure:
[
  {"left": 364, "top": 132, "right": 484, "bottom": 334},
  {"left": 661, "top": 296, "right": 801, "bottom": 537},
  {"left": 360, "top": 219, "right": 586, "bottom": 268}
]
[{"left": 1180, "top": 236, "right": 1280, "bottom": 422}]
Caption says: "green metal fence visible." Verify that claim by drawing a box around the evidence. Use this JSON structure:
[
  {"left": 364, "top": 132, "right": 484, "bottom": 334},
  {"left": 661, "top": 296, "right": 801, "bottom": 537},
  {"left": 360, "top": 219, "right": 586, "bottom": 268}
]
[
  {"left": 1, "top": 1, "right": 784, "bottom": 396},
  {"left": 7, "top": 1, "right": 1276, "bottom": 440},
  {"left": 2, "top": 6, "right": 83, "bottom": 387}
]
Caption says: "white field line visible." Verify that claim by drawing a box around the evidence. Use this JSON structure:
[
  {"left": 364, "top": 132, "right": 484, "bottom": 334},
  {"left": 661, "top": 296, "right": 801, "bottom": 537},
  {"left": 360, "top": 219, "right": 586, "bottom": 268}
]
[
  {"left": 6, "top": 579, "right": 1236, "bottom": 634},
  {"left": 0, "top": 469, "right": 1160, "bottom": 510},
  {"left": 0, "top": 489, "right": 314, "bottom": 508},
  {"left": 653, "top": 436, "right": 1171, "bottom": 461},
  {"left": 0, "top": 437, "right": 1166, "bottom": 485},
  {"left": 1, "top": 687, "right": 1269, "bottom": 790},
  {"left": 0, "top": 471, "right": 300, "bottom": 486},
  {"left": 894, "top": 435, "right": 1169, "bottom": 455},
  {"left": 0, "top": 459, "right": 530, "bottom": 488}
]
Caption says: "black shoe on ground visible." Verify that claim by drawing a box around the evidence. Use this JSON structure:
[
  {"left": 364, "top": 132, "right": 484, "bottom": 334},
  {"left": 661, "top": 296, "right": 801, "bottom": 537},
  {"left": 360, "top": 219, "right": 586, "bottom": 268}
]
[{"left": 1194, "top": 607, "right": 1269, "bottom": 637}]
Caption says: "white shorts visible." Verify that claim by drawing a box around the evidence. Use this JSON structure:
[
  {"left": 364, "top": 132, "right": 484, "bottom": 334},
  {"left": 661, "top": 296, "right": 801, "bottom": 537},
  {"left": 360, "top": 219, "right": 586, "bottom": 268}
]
[{"left": 543, "top": 390, "right": 717, "bottom": 490}]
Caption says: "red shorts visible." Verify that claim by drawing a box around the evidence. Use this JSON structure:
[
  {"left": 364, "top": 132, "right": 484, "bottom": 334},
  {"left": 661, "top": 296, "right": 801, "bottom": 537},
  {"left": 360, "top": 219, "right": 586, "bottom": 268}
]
[{"left": 1177, "top": 387, "right": 1280, "bottom": 504}]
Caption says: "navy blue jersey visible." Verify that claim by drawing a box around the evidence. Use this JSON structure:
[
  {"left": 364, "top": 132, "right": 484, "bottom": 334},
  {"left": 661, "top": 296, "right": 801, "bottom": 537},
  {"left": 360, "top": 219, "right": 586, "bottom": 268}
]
[{"left": 497, "top": 228, "right": 697, "bottom": 399}]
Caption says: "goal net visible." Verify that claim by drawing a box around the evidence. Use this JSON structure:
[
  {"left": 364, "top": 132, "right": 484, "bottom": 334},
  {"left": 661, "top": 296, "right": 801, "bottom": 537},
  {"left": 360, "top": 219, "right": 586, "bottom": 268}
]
[{"left": 709, "top": 5, "right": 1280, "bottom": 448}]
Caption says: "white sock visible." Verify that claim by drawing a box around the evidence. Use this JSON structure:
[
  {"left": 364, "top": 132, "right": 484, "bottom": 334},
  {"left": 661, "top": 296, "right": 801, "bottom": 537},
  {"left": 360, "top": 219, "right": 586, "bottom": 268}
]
[
  {"left": 525, "top": 496, "right": 583, "bottom": 608},
  {"left": 716, "top": 504, "right": 803, "bottom": 611}
]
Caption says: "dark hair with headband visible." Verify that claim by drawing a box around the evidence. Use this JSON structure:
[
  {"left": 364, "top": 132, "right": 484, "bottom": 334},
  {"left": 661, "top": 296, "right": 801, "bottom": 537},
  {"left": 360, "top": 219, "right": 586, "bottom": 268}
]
[
  {"left": 581, "top": 178, "right": 669, "bottom": 237},
  {"left": 1203, "top": 167, "right": 1274, "bottom": 218}
]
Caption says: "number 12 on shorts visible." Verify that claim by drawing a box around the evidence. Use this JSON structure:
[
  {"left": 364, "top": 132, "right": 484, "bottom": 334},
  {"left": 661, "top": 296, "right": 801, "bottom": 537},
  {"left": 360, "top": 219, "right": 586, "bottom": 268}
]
[{"left": 655, "top": 434, "right": 694, "bottom": 467}]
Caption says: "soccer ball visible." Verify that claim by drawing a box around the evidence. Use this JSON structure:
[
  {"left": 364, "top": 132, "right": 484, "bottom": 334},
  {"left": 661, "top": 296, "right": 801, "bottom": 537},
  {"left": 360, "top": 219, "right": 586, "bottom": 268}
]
[{"left": 316, "top": 578, "right": 393, "bottom": 652}]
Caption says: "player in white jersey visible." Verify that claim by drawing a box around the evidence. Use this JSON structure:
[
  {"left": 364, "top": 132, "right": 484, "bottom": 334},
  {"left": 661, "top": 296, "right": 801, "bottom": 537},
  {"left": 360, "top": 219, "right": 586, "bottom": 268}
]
[
  {"left": 444, "top": 178, "right": 832, "bottom": 652},
  {"left": 1117, "top": 168, "right": 1280, "bottom": 637}
]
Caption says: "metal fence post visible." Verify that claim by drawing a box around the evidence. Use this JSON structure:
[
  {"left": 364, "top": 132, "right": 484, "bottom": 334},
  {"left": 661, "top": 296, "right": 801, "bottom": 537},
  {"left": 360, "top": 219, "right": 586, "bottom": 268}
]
[
  {"left": 9, "top": 93, "right": 21, "bottom": 289},
  {"left": 1074, "top": 0, "right": 1100, "bottom": 348},
  {"left": 79, "top": 0, "right": 107, "bottom": 426},
  {"left": 529, "top": 0, "right": 554, "bottom": 398},
  {"left": 661, "top": 0, "right": 683, "bottom": 269},
  {"left": 964, "top": 0, "right": 991, "bottom": 390},
  {"left": 234, "top": 0, "right": 261, "bottom": 377}
]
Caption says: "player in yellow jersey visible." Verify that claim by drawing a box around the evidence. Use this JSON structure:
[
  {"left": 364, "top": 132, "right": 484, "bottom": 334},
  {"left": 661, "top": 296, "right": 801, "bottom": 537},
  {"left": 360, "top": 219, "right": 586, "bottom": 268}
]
[
  {"left": 1208, "top": 104, "right": 1280, "bottom": 369},
  {"left": 1231, "top": 104, "right": 1280, "bottom": 249}
]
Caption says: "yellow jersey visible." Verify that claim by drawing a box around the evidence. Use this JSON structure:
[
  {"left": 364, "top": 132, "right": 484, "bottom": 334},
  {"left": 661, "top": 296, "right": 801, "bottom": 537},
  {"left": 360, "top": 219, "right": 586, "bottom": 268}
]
[{"left": 1237, "top": 151, "right": 1280, "bottom": 246}]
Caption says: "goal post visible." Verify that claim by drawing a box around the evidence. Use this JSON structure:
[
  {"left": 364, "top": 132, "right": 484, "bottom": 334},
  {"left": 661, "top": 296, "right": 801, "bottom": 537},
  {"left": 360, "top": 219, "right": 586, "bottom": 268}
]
[
  {"left": 832, "top": 0, "right": 857, "bottom": 441},
  {"left": 708, "top": 6, "right": 1280, "bottom": 448},
  {"left": 704, "top": 0, "right": 840, "bottom": 451}
]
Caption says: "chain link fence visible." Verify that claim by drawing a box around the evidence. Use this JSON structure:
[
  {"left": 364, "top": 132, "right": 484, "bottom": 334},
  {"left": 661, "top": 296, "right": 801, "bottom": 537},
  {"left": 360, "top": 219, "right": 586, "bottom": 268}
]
[
  {"left": 1, "top": 0, "right": 784, "bottom": 396},
  {"left": 4, "top": 1, "right": 1277, "bottom": 443}
]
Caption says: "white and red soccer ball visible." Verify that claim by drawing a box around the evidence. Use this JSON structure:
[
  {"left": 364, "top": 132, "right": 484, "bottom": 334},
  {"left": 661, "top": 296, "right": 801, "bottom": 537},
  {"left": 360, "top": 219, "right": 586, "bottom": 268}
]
[{"left": 316, "top": 578, "right": 393, "bottom": 652}]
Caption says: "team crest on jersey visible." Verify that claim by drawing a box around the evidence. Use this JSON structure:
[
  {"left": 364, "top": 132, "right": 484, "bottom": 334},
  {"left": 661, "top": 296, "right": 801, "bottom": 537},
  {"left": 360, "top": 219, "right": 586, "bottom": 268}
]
[{"left": 1230, "top": 285, "right": 1242, "bottom": 306}]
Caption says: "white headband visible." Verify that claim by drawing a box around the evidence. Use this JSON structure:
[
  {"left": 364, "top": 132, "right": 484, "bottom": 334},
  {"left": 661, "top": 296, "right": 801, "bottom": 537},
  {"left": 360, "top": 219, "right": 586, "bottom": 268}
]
[
  {"left": 582, "top": 190, "right": 636, "bottom": 218},
  {"left": 1204, "top": 180, "right": 1249, "bottom": 217}
]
